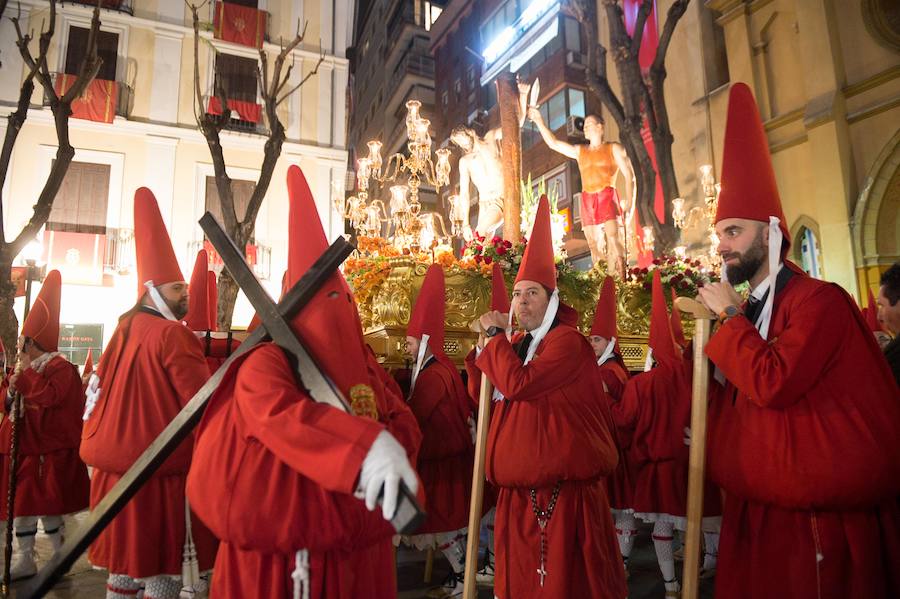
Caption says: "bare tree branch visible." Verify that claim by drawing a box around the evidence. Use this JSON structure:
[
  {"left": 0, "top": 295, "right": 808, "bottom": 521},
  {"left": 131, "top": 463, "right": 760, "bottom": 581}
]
[
  {"left": 10, "top": 1, "right": 103, "bottom": 257},
  {"left": 630, "top": 0, "right": 653, "bottom": 58},
  {"left": 277, "top": 51, "right": 323, "bottom": 106},
  {"left": 651, "top": 0, "right": 690, "bottom": 75}
]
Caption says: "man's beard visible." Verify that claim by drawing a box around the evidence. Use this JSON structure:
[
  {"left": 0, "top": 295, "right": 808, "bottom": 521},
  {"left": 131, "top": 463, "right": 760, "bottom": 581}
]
[
  {"left": 167, "top": 297, "right": 189, "bottom": 320},
  {"left": 723, "top": 232, "right": 767, "bottom": 285}
]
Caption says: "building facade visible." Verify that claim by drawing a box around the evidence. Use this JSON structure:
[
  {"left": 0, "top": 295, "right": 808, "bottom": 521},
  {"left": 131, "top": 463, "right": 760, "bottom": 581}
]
[
  {"left": 428, "top": 0, "right": 899, "bottom": 298},
  {"left": 347, "top": 0, "right": 443, "bottom": 217},
  {"left": 1, "top": 0, "right": 354, "bottom": 358},
  {"left": 431, "top": 0, "right": 603, "bottom": 263}
]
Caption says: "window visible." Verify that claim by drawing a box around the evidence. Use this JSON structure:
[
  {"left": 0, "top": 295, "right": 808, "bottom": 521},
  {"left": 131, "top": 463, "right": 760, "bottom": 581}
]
[
  {"left": 421, "top": 1, "right": 442, "bottom": 31},
  {"left": 66, "top": 26, "right": 118, "bottom": 81},
  {"left": 47, "top": 161, "right": 110, "bottom": 234},
  {"left": 484, "top": 81, "right": 498, "bottom": 110},
  {"left": 214, "top": 53, "right": 258, "bottom": 103},
  {"left": 205, "top": 177, "right": 256, "bottom": 242},
  {"left": 454, "top": 78, "right": 462, "bottom": 102},
  {"left": 796, "top": 226, "right": 823, "bottom": 279},
  {"left": 699, "top": 6, "right": 729, "bottom": 91},
  {"left": 224, "top": 0, "right": 258, "bottom": 7},
  {"left": 522, "top": 87, "right": 587, "bottom": 149},
  {"left": 442, "top": 90, "right": 449, "bottom": 109},
  {"left": 481, "top": 1, "right": 518, "bottom": 48},
  {"left": 564, "top": 17, "right": 581, "bottom": 53},
  {"left": 467, "top": 65, "right": 476, "bottom": 90}
]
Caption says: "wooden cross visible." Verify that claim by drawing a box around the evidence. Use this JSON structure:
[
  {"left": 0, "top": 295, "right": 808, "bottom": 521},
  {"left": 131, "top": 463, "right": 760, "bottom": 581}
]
[{"left": 21, "top": 213, "right": 423, "bottom": 598}]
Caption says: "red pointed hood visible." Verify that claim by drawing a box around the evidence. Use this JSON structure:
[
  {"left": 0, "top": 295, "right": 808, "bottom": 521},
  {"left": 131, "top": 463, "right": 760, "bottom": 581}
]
[
  {"left": 670, "top": 288, "right": 687, "bottom": 348},
  {"left": 184, "top": 250, "right": 211, "bottom": 331},
  {"left": 134, "top": 187, "right": 184, "bottom": 299},
  {"left": 83, "top": 348, "right": 94, "bottom": 377},
  {"left": 515, "top": 195, "right": 556, "bottom": 291},
  {"left": 408, "top": 264, "right": 450, "bottom": 363},
  {"left": 715, "top": 83, "right": 790, "bottom": 246},
  {"left": 207, "top": 272, "right": 218, "bottom": 332},
  {"left": 22, "top": 269, "right": 62, "bottom": 352},
  {"left": 865, "top": 288, "right": 883, "bottom": 333},
  {"left": 649, "top": 271, "right": 678, "bottom": 367},
  {"left": 284, "top": 165, "right": 373, "bottom": 409},
  {"left": 490, "top": 262, "right": 510, "bottom": 313},
  {"left": 590, "top": 276, "right": 617, "bottom": 340}
]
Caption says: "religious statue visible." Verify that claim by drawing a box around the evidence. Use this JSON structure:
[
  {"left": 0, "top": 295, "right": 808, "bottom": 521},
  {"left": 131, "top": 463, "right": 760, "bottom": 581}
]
[
  {"left": 450, "top": 83, "right": 529, "bottom": 240},
  {"left": 528, "top": 109, "right": 635, "bottom": 276}
]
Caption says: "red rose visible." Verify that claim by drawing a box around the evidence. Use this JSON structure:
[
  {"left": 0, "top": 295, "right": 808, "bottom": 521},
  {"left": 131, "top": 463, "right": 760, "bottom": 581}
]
[
  {"left": 496, "top": 245, "right": 507, "bottom": 255},
  {"left": 484, "top": 255, "right": 493, "bottom": 264},
  {"left": 504, "top": 240, "right": 512, "bottom": 248},
  {"left": 652, "top": 259, "right": 661, "bottom": 265},
  {"left": 474, "top": 255, "right": 483, "bottom": 264}
]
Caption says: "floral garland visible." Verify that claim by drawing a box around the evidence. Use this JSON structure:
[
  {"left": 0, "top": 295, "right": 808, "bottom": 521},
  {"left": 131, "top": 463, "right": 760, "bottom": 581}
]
[{"left": 624, "top": 254, "right": 718, "bottom": 297}]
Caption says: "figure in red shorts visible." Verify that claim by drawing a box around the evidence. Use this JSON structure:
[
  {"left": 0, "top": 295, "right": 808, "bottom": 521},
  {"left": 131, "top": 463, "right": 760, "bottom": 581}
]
[{"left": 529, "top": 109, "right": 634, "bottom": 276}]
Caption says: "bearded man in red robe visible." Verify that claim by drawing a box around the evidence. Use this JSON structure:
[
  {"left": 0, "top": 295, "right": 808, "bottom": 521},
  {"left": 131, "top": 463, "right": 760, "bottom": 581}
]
[
  {"left": 697, "top": 83, "right": 900, "bottom": 599},
  {"left": 80, "top": 188, "right": 218, "bottom": 599},
  {"left": 187, "top": 165, "right": 422, "bottom": 599},
  {"left": 465, "top": 196, "right": 626, "bottom": 599}
]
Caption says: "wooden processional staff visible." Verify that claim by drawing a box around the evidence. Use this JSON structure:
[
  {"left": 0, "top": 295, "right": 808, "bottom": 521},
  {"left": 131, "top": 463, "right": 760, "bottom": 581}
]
[
  {"left": 462, "top": 323, "right": 493, "bottom": 599},
  {"left": 674, "top": 296, "right": 716, "bottom": 599}
]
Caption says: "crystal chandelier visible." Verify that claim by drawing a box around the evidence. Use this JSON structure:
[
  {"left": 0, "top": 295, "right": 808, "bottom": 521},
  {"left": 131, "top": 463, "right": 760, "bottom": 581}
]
[{"left": 335, "top": 100, "right": 453, "bottom": 252}]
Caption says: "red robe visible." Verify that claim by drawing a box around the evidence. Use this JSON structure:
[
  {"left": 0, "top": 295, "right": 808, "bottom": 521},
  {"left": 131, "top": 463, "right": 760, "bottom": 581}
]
[
  {"left": 187, "top": 343, "right": 423, "bottom": 599},
  {"left": 0, "top": 355, "right": 89, "bottom": 518},
  {"left": 466, "top": 317, "right": 626, "bottom": 599},
  {"left": 706, "top": 264, "right": 900, "bottom": 598},
  {"left": 595, "top": 357, "right": 633, "bottom": 513},
  {"left": 612, "top": 352, "right": 721, "bottom": 525},
  {"left": 408, "top": 357, "right": 474, "bottom": 533},
  {"left": 80, "top": 309, "right": 218, "bottom": 578}
]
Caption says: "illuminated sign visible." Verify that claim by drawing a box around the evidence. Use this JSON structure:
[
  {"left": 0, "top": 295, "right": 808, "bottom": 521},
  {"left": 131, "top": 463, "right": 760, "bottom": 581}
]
[{"left": 482, "top": 0, "right": 559, "bottom": 65}]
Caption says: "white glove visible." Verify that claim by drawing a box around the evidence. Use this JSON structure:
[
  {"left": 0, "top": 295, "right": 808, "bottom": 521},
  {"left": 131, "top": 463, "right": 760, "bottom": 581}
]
[
  {"left": 683, "top": 426, "right": 692, "bottom": 447},
  {"left": 357, "top": 431, "right": 418, "bottom": 521}
]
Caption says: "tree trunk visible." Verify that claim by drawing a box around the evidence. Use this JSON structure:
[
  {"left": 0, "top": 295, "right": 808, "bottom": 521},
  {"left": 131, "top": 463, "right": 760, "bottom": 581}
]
[
  {"left": 0, "top": 254, "right": 17, "bottom": 367},
  {"left": 496, "top": 73, "right": 522, "bottom": 241}
]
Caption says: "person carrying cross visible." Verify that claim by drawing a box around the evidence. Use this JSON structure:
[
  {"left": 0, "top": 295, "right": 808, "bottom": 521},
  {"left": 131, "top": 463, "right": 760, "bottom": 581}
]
[{"left": 186, "top": 165, "right": 422, "bottom": 599}]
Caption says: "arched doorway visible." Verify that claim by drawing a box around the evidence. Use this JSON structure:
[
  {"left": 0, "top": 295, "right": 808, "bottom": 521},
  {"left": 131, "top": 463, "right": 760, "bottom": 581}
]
[{"left": 852, "top": 130, "right": 900, "bottom": 298}]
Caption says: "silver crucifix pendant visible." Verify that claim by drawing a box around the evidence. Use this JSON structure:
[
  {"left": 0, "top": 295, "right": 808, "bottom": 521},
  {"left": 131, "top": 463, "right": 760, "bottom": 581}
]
[{"left": 537, "top": 563, "right": 547, "bottom": 587}]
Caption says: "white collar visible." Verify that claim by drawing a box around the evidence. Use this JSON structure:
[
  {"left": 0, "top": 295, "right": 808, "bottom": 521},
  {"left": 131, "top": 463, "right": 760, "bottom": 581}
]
[
  {"left": 144, "top": 281, "right": 179, "bottom": 321},
  {"left": 749, "top": 263, "right": 783, "bottom": 302},
  {"left": 596, "top": 337, "right": 617, "bottom": 366}
]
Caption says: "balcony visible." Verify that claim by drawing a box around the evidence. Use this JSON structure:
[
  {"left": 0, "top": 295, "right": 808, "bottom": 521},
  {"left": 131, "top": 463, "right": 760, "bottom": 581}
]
[
  {"left": 44, "top": 72, "right": 133, "bottom": 122},
  {"left": 104, "top": 227, "right": 135, "bottom": 276},
  {"left": 69, "top": 0, "right": 134, "bottom": 14},
  {"left": 211, "top": 1, "right": 271, "bottom": 48},
  {"left": 190, "top": 239, "right": 272, "bottom": 281},
  {"left": 204, "top": 95, "right": 268, "bottom": 135},
  {"left": 388, "top": 54, "right": 435, "bottom": 101}
]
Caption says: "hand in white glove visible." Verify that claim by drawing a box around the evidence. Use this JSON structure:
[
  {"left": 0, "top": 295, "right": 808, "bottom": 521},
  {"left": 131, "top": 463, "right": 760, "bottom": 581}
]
[
  {"left": 357, "top": 430, "right": 418, "bottom": 521},
  {"left": 683, "top": 426, "right": 692, "bottom": 447}
]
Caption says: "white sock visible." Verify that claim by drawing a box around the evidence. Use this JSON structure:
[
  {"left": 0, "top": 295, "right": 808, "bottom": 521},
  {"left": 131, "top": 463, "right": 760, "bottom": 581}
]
[
  {"left": 703, "top": 531, "right": 719, "bottom": 570},
  {"left": 142, "top": 575, "right": 182, "bottom": 599},
  {"left": 106, "top": 573, "right": 141, "bottom": 599},
  {"left": 615, "top": 512, "right": 638, "bottom": 561},
  {"left": 652, "top": 521, "right": 678, "bottom": 590},
  {"left": 437, "top": 530, "right": 467, "bottom": 574}
]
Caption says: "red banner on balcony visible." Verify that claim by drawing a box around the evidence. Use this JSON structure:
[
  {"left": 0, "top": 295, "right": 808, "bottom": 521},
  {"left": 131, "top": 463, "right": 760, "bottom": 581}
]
[
  {"left": 42, "top": 230, "right": 107, "bottom": 285},
  {"left": 54, "top": 75, "right": 117, "bottom": 123},
  {"left": 214, "top": 1, "right": 266, "bottom": 49},
  {"left": 206, "top": 96, "right": 262, "bottom": 123},
  {"left": 203, "top": 239, "right": 258, "bottom": 268}
]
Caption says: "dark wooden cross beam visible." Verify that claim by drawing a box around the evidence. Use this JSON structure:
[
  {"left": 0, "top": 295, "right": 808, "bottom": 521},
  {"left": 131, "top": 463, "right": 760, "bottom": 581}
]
[
  {"left": 197, "top": 213, "right": 425, "bottom": 535},
  {"left": 20, "top": 220, "right": 354, "bottom": 599}
]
